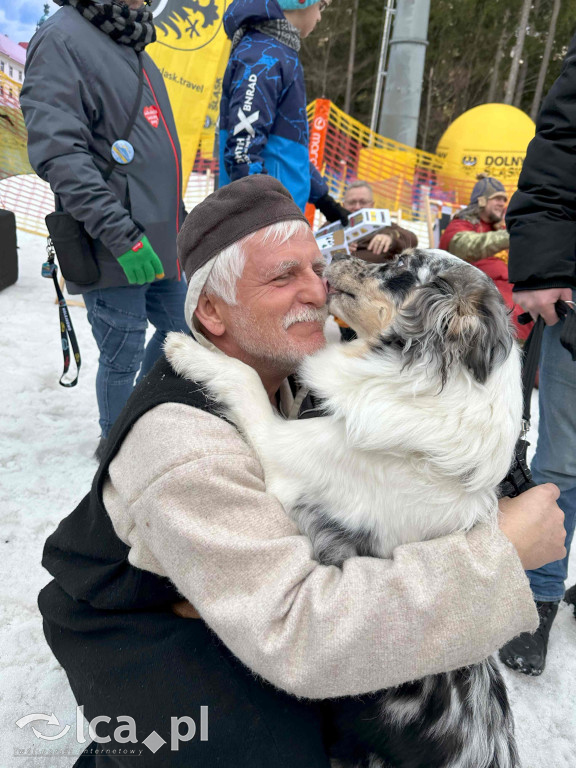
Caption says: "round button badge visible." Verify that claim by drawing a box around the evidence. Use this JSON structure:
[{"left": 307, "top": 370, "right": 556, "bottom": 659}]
[{"left": 111, "top": 140, "right": 135, "bottom": 165}]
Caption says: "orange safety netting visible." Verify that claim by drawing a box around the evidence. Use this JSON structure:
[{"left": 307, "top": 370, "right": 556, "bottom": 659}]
[
  {"left": 306, "top": 99, "right": 520, "bottom": 227},
  {"left": 1, "top": 87, "right": 518, "bottom": 240}
]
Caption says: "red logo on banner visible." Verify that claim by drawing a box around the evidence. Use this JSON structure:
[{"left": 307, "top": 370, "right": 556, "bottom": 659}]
[
  {"left": 308, "top": 99, "right": 330, "bottom": 170},
  {"left": 143, "top": 106, "right": 160, "bottom": 128},
  {"left": 305, "top": 99, "right": 331, "bottom": 226}
]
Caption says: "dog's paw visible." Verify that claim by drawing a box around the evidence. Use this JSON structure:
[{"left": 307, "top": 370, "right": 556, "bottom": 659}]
[
  {"left": 164, "top": 332, "right": 260, "bottom": 396},
  {"left": 164, "top": 332, "right": 206, "bottom": 381}
]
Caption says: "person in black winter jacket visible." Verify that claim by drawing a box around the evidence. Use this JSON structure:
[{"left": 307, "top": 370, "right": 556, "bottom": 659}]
[
  {"left": 21, "top": 0, "right": 189, "bottom": 455},
  {"left": 499, "top": 31, "right": 576, "bottom": 677}
]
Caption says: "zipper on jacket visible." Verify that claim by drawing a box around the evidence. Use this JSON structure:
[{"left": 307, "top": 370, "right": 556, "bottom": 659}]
[{"left": 143, "top": 68, "right": 182, "bottom": 279}]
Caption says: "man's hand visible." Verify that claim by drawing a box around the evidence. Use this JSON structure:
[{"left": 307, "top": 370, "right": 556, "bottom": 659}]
[
  {"left": 513, "top": 287, "right": 573, "bottom": 326},
  {"left": 367, "top": 233, "right": 393, "bottom": 256},
  {"left": 498, "top": 484, "right": 566, "bottom": 570},
  {"left": 118, "top": 235, "right": 165, "bottom": 285}
]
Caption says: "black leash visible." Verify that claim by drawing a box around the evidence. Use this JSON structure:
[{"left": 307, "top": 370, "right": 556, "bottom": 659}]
[
  {"left": 499, "top": 298, "right": 576, "bottom": 497},
  {"left": 42, "top": 238, "right": 81, "bottom": 387},
  {"left": 498, "top": 315, "right": 543, "bottom": 497}
]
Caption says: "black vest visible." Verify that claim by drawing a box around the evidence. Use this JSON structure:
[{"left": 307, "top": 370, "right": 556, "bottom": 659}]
[
  {"left": 42, "top": 355, "right": 222, "bottom": 610},
  {"left": 42, "top": 353, "right": 318, "bottom": 611}
]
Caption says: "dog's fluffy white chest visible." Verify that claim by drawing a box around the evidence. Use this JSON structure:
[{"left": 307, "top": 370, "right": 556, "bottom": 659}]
[{"left": 165, "top": 333, "right": 522, "bottom": 561}]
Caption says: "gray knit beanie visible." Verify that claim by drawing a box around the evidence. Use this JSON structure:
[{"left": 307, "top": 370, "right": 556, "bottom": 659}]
[{"left": 470, "top": 173, "right": 507, "bottom": 207}]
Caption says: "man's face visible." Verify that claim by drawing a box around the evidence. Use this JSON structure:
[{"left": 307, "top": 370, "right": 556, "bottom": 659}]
[
  {"left": 480, "top": 194, "right": 507, "bottom": 224},
  {"left": 343, "top": 186, "right": 374, "bottom": 213},
  {"left": 217, "top": 228, "right": 328, "bottom": 370}
]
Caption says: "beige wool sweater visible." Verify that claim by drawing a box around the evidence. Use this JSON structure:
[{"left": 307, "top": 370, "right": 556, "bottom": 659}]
[{"left": 103, "top": 399, "right": 537, "bottom": 700}]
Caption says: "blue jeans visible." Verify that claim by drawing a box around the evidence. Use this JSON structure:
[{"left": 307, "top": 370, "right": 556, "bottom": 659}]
[
  {"left": 527, "top": 292, "right": 576, "bottom": 602},
  {"left": 83, "top": 278, "right": 188, "bottom": 438}
]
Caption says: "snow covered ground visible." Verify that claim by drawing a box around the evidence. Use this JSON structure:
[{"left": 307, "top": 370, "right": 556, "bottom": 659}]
[{"left": 1, "top": 231, "right": 575, "bottom": 767}]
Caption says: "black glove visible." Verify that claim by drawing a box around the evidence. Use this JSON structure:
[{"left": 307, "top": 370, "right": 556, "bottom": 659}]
[{"left": 315, "top": 194, "right": 349, "bottom": 226}]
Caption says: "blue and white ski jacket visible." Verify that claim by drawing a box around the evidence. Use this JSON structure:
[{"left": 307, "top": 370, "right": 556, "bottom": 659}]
[{"left": 219, "top": 0, "right": 328, "bottom": 211}]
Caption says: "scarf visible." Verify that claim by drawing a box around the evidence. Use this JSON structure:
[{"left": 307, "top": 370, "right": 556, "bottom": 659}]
[
  {"left": 231, "top": 18, "right": 300, "bottom": 53},
  {"left": 53, "top": 0, "right": 156, "bottom": 52}
]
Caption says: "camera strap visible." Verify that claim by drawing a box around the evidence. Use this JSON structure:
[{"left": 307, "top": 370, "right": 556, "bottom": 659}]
[{"left": 41, "top": 239, "right": 81, "bottom": 387}]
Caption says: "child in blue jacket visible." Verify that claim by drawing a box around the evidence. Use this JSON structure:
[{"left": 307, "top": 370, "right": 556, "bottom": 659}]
[{"left": 219, "top": 0, "right": 348, "bottom": 224}]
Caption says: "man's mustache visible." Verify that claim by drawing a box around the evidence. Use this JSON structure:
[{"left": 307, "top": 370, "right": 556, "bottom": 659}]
[{"left": 283, "top": 306, "right": 328, "bottom": 330}]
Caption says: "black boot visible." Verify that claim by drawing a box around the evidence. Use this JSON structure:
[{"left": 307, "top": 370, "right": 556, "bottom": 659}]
[
  {"left": 498, "top": 600, "right": 559, "bottom": 676},
  {"left": 564, "top": 584, "right": 576, "bottom": 618}
]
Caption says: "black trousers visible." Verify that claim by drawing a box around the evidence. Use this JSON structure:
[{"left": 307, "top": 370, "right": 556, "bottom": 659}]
[{"left": 39, "top": 582, "right": 330, "bottom": 768}]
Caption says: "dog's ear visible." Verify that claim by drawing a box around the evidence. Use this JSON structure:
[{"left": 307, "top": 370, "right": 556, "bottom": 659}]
[{"left": 386, "top": 268, "right": 514, "bottom": 385}]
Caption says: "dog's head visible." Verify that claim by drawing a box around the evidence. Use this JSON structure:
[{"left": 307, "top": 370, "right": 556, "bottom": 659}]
[{"left": 325, "top": 249, "right": 515, "bottom": 385}]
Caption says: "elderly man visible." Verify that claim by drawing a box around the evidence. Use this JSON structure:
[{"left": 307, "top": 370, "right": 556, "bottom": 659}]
[
  {"left": 342, "top": 180, "right": 418, "bottom": 259},
  {"left": 39, "top": 176, "right": 564, "bottom": 767}
]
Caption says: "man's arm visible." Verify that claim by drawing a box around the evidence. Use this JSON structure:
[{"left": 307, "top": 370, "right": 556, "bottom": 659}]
[
  {"left": 20, "top": 29, "right": 142, "bottom": 257},
  {"left": 360, "top": 224, "right": 419, "bottom": 258},
  {"left": 448, "top": 228, "right": 509, "bottom": 263},
  {"left": 506, "top": 33, "right": 576, "bottom": 319},
  {"left": 308, "top": 163, "right": 329, "bottom": 204},
  {"left": 104, "top": 403, "right": 548, "bottom": 699}
]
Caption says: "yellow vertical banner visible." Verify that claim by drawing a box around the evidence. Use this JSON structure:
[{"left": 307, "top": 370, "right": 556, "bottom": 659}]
[
  {"left": 199, "top": 40, "right": 230, "bottom": 160},
  {"left": 147, "top": 0, "right": 231, "bottom": 187}
]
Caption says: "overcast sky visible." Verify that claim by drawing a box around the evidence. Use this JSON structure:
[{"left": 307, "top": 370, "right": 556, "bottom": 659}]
[{"left": 0, "top": 0, "right": 51, "bottom": 45}]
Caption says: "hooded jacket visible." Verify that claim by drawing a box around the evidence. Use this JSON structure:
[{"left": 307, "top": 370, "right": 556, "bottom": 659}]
[
  {"left": 20, "top": 5, "right": 186, "bottom": 294},
  {"left": 218, "top": 0, "right": 328, "bottom": 212}
]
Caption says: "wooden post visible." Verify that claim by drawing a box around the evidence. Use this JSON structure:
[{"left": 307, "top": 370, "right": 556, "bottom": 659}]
[{"left": 423, "top": 193, "right": 434, "bottom": 248}]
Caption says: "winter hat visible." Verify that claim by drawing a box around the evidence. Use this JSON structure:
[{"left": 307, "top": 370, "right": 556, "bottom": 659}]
[
  {"left": 277, "top": 0, "right": 323, "bottom": 9},
  {"left": 178, "top": 175, "right": 309, "bottom": 329},
  {"left": 470, "top": 173, "right": 507, "bottom": 207}
]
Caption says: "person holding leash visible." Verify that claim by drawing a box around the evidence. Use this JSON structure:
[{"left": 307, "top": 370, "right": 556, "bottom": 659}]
[
  {"left": 498, "top": 32, "right": 576, "bottom": 677},
  {"left": 39, "top": 176, "right": 565, "bottom": 766}
]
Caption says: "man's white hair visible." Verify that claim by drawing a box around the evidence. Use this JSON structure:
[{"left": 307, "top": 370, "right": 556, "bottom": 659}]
[{"left": 203, "top": 219, "right": 310, "bottom": 305}]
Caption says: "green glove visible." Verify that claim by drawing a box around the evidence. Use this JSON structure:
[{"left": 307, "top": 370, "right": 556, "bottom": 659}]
[{"left": 118, "top": 235, "right": 165, "bottom": 285}]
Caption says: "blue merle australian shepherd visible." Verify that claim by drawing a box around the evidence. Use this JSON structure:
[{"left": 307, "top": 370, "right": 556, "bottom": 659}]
[{"left": 166, "top": 248, "right": 524, "bottom": 768}]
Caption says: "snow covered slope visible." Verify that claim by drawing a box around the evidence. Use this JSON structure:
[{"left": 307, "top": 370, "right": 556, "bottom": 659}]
[{"left": 1, "top": 232, "right": 574, "bottom": 767}]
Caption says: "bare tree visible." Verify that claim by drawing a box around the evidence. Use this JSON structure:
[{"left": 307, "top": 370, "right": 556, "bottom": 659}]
[
  {"left": 487, "top": 7, "right": 510, "bottom": 102},
  {"left": 514, "top": 55, "right": 529, "bottom": 107},
  {"left": 344, "top": 0, "right": 359, "bottom": 114},
  {"left": 504, "top": 0, "right": 532, "bottom": 104},
  {"left": 530, "top": 0, "right": 562, "bottom": 120}
]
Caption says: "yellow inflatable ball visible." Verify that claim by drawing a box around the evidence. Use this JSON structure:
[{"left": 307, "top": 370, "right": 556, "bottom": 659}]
[{"left": 436, "top": 104, "right": 535, "bottom": 205}]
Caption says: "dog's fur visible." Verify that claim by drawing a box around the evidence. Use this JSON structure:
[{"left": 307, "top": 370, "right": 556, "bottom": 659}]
[{"left": 165, "top": 248, "right": 523, "bottom": 768}]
